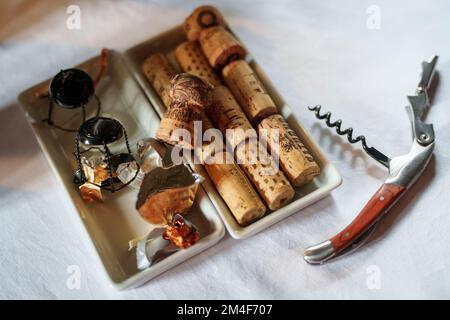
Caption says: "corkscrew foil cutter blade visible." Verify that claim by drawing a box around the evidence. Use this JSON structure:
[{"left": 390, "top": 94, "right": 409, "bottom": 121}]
[{"left": 304, "top": 55, "right": 438, "bottom": 264}]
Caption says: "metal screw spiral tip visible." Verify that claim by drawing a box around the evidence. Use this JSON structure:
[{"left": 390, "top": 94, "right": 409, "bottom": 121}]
[
  {"left": 306, "top": 105, "right": 391, "bottom": 168},
  {"left": 307, "top": 104, "right": 368, "bottom": 147}
]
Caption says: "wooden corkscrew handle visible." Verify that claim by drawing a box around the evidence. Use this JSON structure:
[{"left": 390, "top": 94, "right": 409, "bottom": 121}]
[
  {"left": 330, "top": 183, "right": 406, "bottom": 251},
  {"left": 304, "top": 183, "right": 406, "bottom": 264}
]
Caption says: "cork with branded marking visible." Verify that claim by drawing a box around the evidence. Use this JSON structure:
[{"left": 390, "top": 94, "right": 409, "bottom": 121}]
[
  {"left": 184, "top": 5, "right": 225, "bottom": 41},
  {"left": 175, "top": 41, "right": 221, "bottom": 86},
  {"left": 235, "top": 140, "right": 294, "bottom": 210},
  {"left": 258, "top": 114, "right": 320, "bottom": 186},
  {"left": 199, "top": 26, "right": 246, "bottom": 69},
  {"left": 204, "top": 150, "right": 266, "bottom": 225},
  {"left": 192, "top": 109, "right": 223, "bottom": 164},
  {"left": 222, "top": 60, "right": 277, "bottom": 125},
  {"left": 156, "top": 101, "right": 199, "bottom": 149},
  {"left": 207, "top": 85, "right": 257, "bottom": 152},
  {"left": 142, "top": 53, "right": 176, "bottom": 107},
  {"left": 174, "top": 43, "right": 223, "bottom": 160}
]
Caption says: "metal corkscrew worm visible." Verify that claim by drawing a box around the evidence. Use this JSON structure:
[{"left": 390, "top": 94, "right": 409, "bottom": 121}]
[{"left": 308, "top": 105, "right": 391, "bottom": 168}]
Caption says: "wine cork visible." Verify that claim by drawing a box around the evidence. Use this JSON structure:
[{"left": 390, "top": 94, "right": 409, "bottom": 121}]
[
  {"left": 174, "top": 44, "right": 224, "bottom": 160},
  {"left": 168, "top": 73, "right": 214, "bottom": 111},
  {"left": 222, "top": 60, "right": 277, "bottom": 125},
  {"left": 175, "top": 41, "right": 221, "bottom": 86},
  {"left": 196, "top": 114, "right": 266, "bottom": 225},
  {"left": 192, "top": 109, "right": 222, "bottom": 164},
  {"left": 196, "top": 109, "right": 215, "bottom": 132},
  {"left": 258, "top": 114, "right": 320, "bottom": 186},
  {"left": 165, "top": 73, "right": 216, "bottom": 152},
  {"left": 207, "top": 85, "right": 257, "bottom": 151},
  {"left": 142, "top": 53, "right": 176, "bottom": 107},
  {"left": 156, "top": 101, "right": 199, "bottom": 149},
  {"left": 235, "top": 140, "right": 295, "bottom": 210},
  {"left": 204, "top": 150, "right": 266, "bottom": 225},
  {"left": 199, "top": 26, "right": 246, "bottom": 69},
  {"left": 184, "top": 5, "right": 225, "bottom": 41}
]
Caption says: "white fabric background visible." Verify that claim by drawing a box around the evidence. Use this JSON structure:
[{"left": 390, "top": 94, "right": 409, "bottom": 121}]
[{"left": 1, "top": 0, "right": 449, "bottom": 299}]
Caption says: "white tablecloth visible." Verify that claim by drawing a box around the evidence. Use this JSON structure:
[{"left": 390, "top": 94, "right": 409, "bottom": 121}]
[{"left": 1, "top": 0, "right": 449, "bottom": 299}]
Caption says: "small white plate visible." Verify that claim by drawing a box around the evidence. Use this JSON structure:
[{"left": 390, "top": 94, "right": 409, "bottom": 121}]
[
  {"left": 124, "top": 25, "right": 342, "bottom": 239},
  {"left": 17, "top": 51, "right": 225, "bottom": 290}
]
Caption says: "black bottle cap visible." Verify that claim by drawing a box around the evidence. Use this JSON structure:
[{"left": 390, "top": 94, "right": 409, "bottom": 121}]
[
  {"left": 49, "top": 68, "right": 94, "bottom": 108},
  {"left": 78, "top": 117, "right": 123, "bottom": 145}
]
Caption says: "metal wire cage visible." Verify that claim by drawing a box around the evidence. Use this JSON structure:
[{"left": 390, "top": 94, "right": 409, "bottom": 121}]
[
  {"left": 43, "top": 68, "right": 101, "bottom": 132},
  {"left": 74, "top": 117, "right": 139, "bottom": 192}
]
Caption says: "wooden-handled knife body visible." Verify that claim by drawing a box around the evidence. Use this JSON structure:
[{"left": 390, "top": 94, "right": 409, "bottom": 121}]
[{"left": 304, "top": 136, "right": 434, "bottom": 264}]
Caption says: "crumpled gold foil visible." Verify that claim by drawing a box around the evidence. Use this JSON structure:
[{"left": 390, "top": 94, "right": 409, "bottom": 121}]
[
  {"left": 129, "top": 214, "right": 200, "bottom": 270},
  {"left": 79, "top": 156, "right": 110, "bottom": 202},
  {"left": 136, "top": 164, "right": 203, "bottom": 225},
  {"left": 79, "top": 183, "right": 103, "bottom": 202},
  {"left": 127, "top": 139, "right": 204, "bottom": 270},
  {"left": 163, "top": 215, "right": 200, "bottom": 249}
]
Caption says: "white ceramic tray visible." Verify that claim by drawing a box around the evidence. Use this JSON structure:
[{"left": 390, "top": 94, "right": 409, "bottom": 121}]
[
  {"left": 17, "top": 51, "right": 225, "bottom": 290},
  {"left": 124, "top": 25, "right": 342, "bottom": 239}
]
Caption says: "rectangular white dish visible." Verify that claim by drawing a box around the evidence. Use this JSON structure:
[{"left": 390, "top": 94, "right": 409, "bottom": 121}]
[
  {"left": 17, "top": 51, "right": 225, "bottom": 290},
  {"left": 124, "top": 25, "right": 342, "bottom": 239}
]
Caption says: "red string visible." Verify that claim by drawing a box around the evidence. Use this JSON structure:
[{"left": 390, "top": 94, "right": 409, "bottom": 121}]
[{"left": 94, "top": 48, "right": 108, "bottom": 87}]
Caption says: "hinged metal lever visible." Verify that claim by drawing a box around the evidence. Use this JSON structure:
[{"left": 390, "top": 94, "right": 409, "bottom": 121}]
[
  {"left": 417, "top": 55, "right": 438, "bottom": 105},
  {"left": 407, "top": 55, "right": 438, "bottom": 146},
  {"left": 407, "top": 94, "right": 435, "bottom": 146}
]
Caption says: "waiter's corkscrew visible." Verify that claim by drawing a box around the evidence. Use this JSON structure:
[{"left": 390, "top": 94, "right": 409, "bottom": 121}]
[{"left": 304, "top": 55, "right": 438, "bottom": 264}]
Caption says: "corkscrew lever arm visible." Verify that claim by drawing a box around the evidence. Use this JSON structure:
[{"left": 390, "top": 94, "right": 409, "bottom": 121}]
[{"left": 304, "top": 55, "right": 438, "bottom": 264}]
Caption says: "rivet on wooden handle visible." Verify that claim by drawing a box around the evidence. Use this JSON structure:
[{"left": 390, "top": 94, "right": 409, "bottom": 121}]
[{"left": 330, "top": 183, "right": 406, "bottom": 253}]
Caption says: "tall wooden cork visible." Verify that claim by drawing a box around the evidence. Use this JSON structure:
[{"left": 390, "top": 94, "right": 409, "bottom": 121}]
[
  {"left": 207, "top": 85, "right": 257, "bottom": 152},
  {"left": 142, "top": 53, "right": 176, "bottom": 107},
  {"left": 258, "top": 114, "right": 320, "bottom": 186},
  {"left": 184, "top": 5, "right": 225, "bottom": 41},
  {"left": 199, "top": 26, "right": 246, "bottom": 69},
  {"left": 174, "top": 47, "right": 230, "bottom": 161},
  {"left": 204, "top": 150, "right": 266, "bottom": 225},
  {"left": 222, "top": 60, "right": 277, "bottom": 125},
  {"left": 175, "top": 41, "right": 221, "bottom": 86},
  {"left": 156, "top": 101, "right": 199, "bottom": 149},
  {"left": 192, "top": 109, "right": 222, "bottom": 164},
  {"left": 235, "top": 140, "right": 295, "bottom": 210},
  {"left": 157, "top": 74, "right": 213, "bottom": 149}
]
